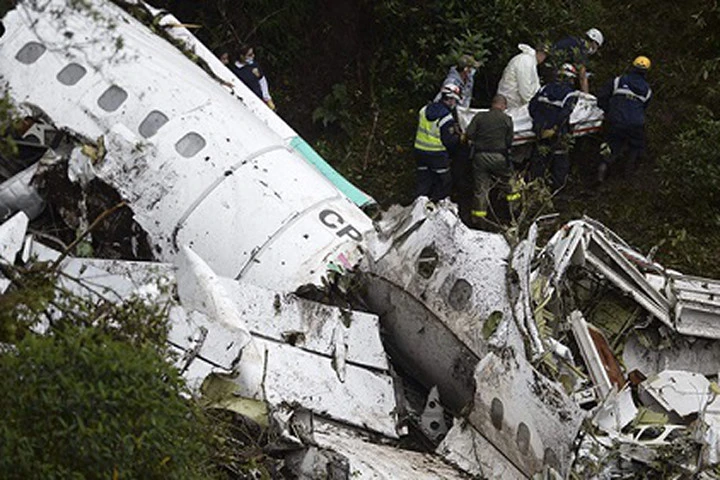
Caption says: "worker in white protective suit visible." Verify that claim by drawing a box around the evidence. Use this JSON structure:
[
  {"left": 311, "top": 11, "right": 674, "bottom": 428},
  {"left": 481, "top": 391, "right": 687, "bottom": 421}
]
[{"left": 496, "top": 43, "right": 548, "bottom": 110}]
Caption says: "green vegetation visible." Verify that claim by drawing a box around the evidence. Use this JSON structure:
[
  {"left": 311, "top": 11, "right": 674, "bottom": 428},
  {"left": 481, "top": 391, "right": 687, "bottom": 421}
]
[
  {"left": 0, "top": 326, "right": 215, "bottom": 480},
  {"left": 658, "top": 107, "right": 720, "bottom": 228},
  {"left": 0, "top": 259, "right": 222, "bottom": 479},
  {"left": 0, "top": 91, "right": 18, "bottom": 160}
]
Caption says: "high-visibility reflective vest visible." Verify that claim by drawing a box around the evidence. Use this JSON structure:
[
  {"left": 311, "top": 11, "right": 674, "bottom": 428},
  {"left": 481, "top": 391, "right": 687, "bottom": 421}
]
[{"left": 414, "top": 106, "right": 453, "bottom": 152}]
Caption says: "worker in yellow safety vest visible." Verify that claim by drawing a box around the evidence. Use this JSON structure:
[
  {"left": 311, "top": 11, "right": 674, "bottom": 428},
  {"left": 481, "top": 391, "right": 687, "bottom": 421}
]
[{"left": 413, "top": 84, "right": 462, "bottom": 202}]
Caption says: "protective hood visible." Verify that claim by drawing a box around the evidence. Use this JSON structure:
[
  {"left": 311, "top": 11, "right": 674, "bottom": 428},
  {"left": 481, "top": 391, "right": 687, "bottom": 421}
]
[{"left": 517, "top": 43, "right": 536, "bottom": 56}]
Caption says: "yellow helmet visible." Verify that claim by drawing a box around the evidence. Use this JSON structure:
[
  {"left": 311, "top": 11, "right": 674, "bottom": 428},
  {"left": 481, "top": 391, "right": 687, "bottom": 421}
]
[{"left": 633, "top": 56, "right": 651, "bottom": 70}]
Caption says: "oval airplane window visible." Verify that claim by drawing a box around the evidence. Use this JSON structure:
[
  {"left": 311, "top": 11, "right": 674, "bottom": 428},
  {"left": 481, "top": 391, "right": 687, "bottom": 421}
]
[
  {"left": 57, "top": 63, "right": 87, "bottom": 86},
  {"left": 490, "top": 397, "right": 504, "bottom": 431},
  {"left": 16, "top": 41, "right": 46, "bottom": 64},
  {"left": 175, "top": 132, "right": 206, "bottom": 158},
  {"left": 516, "top": 422, "right": 530, "bottom": 454},
  {"left": 97, "top": 85, "right": 128, "bottom": 112},
  {"left": 139, "top": 110, "right": 169, "bottom": 138}
]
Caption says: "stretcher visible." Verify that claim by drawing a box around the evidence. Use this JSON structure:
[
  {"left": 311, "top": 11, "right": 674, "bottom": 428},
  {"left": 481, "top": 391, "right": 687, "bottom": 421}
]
[{"left": 456, "top": 92, "right": 604, "bottom": 146}]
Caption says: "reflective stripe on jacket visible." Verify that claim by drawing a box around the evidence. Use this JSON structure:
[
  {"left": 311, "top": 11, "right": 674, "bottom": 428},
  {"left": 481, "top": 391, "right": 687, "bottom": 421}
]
[
  {"left": 414, "top": 106, "right": 453, "bottom": 152},
  {"left": 606, "top": 72, "right": 651, "bottom": 126},
  {"left": 529, "top": 81, "right": 579, "bottom": 133}
]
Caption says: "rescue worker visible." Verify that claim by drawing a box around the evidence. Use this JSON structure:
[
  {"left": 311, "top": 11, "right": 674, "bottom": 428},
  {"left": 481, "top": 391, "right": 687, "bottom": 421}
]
[
  {"left": 414, "top": 84, "right": 462, "bottom": 202},
  {"left": 219, "top": 51, "right": 231, "bottom": 66},
  {"left": 596, "top": 56, "right": 652, "bottom": 183},
  {"left": 528, "top": 63, "right": 580, "bottom": 191},
  {"left": 465, "top": 94, "right": 516, "bottom": 228},
  {"left": 231, "top": 45, "right": 276, "bottom": 110},
  {"left": 550, "top": 28, "right": 604, "bottom": 93},
  {"left": 496, "top": 43, "right": 548, "bottom": 110},
  {"left": 434, "top": 54, "right": 480, "bottom": 108}
]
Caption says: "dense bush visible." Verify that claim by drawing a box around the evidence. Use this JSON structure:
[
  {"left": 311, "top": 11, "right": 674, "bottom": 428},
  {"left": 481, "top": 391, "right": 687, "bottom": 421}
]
[
  {"left": 0, "top": 326, "right": 217, "bottom": 480},
  {"left": 658, "top": 108, "right": 720, "bottom": 227}
]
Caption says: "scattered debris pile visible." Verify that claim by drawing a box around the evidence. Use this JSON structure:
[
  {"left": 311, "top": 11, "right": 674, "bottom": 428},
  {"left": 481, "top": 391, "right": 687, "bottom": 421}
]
[{"left": 360, "top": 200, "right": 720, "bottom": 478}]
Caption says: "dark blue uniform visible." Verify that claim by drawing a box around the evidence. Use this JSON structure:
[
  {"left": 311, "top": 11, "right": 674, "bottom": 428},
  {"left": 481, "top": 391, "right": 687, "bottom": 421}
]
[
  {"left": 551, "top": 36, "right": 590, "bottom": 68},
  {"left": 230, "top": 62, "right": 263, "bottom": 100},
  {"left": 598, "top": 68, "right": 652, "bottom": 175},
  {"left": 529, "top": 80, "right": 579, "bottom": 190},
  {"left": 413, "top": 101, "right": 460, "bottom": 201}
]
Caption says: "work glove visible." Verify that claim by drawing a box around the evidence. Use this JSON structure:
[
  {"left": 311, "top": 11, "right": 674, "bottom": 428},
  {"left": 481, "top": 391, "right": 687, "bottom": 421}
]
[
  {"left": 540, "top": 127, "right": 557, "bottom": 139},
  {"left": 266, "top": 99, "right": 276, "bottom": 111}
]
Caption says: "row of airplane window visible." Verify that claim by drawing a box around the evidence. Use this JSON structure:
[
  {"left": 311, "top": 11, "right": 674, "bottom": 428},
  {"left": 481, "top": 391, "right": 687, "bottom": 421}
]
[{"left": 15, "top": 41, "right": 207, "bottom": 158}]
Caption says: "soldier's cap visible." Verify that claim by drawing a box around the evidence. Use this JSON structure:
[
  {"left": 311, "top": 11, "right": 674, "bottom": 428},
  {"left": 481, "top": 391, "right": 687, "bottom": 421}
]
[{"left": 457, "top": 54, "right": 480, "bottom": 69}]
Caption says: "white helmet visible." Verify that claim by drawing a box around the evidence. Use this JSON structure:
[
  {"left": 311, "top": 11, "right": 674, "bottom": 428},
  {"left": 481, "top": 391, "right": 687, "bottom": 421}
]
[
  {"left": 586, "top": 28, "right": 604, "bottom": 47},
  {"left": 441, "top": 83, "right": 462, "bottom": 101}
]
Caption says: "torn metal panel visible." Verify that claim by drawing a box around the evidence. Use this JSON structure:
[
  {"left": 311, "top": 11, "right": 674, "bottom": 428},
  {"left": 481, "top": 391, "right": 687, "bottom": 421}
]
[
  {"left": 594, "top": 386, "right": 638, "bottom": 433},
  {"left": 175, "top": 246, "right": 264, "bottom": 399},
  {"left": 638, "top": 370, "right": 716, "bottom": 420},
  {"left": 571, "top": 311, "right": 613, "bottom": 398},
  {"left": 437, "top": 419, "right": 526, "bottom": 479},
  {"left": 623, "top": 334, "right": 720, "bottom": 377},
  {"left": 26, "top": 240, "right": 175, "bottom": 303},
  {"left": 167, "top": 307, "right": 242, "bottom": 391},
  {"left": 0, "top": 211, "right": 29, "bottom": 293},
  {"left": 168, "top": 305, "right": 399, "bottom": 440},
  {"left": 365, "top": 198, "right": 433, "bottom": 262},
  {"left": 542, "top": 220, "right": 587, "bottom": 298},
  {"left": 283, "top": 446, "right": 350, "bottom": 479},
  {"left": 0, "top": 164, "right": 45, "bottom": 222},
  {"left": 670, "top": 273, "right": 720, "bottom": 339},
  {"left": 466, "top": 352, "right": 584, "bottom": 477},
  {"left": 584, "top": 229, "right": 671, "bottom": 326},
  {"left": 420, "top": 386, "right": 448, "bottom": 443},
  {"left": 259, "top": 339, "right": 399, "bottom": 438},
  {"left": 587, "top": 323, "right": 625, "bottom": 390},
  {"left": 216, "top": 276, "right": 388, "bottom": 371},
  {"left": 168, "top": 308, "right": 244, "bottom": 372},
  {"left": 511, "top": 221, "right": 544, "bottom": 359},
  {"left": 0, "top": 211, "right": 28, "bottom": 264},
  {"left": 313, "top": 421, "right": 473, "bottom": 479}
]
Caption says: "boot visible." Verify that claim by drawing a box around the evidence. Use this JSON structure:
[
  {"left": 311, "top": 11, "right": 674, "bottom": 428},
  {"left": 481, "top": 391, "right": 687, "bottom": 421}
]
[
  {"left": 597, "top": 162, "right": 608, "bottom": 183},
  {"left": 626, "top": 151, "right": 639, "bottom": 173}
]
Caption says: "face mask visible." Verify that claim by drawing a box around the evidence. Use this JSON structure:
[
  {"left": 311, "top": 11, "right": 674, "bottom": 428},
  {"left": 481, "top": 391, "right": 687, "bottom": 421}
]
[
  {"left": 246, "top": 55, "right": 255, "bottom": 63},
  {"left": 470, "top": 68, "right": 477, "bottom": 76}
]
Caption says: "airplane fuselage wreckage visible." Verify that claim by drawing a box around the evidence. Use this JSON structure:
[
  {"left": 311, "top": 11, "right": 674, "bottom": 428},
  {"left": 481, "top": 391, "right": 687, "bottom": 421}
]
[{"left": 2, "top": 1, "right": 720, "bottom": 478}]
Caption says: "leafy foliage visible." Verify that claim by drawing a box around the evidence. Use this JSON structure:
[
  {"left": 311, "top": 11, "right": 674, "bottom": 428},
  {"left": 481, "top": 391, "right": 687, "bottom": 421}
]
[
  {"left": 0, "top": 261, "right": 171, "bottom": 347},
  {"left": 658, "top": 107, "right": 720, "bottom": 227},
  {"left": 0, "top": 326, "right": 217, "bottom": 480},
  {"left": 0, "top": 91, "right": 18, "bottom": 160},
  {"left": 312, "top": 83, "right": 358, "bottom": 134}
]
